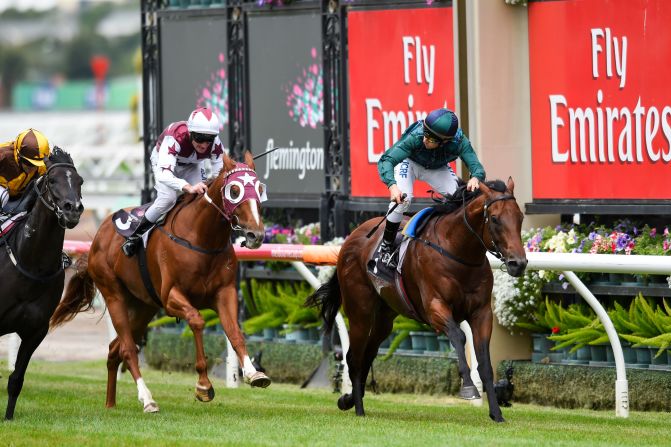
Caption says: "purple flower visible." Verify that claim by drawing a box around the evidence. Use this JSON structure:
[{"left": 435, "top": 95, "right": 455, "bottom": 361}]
[
  {"left": 588, "top": 231, "right": 597, "bottom": 241},
  {"left": 650, "top": 228, "right": 657, "bottom": 237}
]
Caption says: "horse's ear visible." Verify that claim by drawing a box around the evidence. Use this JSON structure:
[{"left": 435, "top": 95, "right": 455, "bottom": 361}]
[
  {"left": 243, "top": 150, "right": 255, "bottom": 171},
  {"left": 507, "top": 176, "right": 515, "bottom": 193},
  {"left": 478, "top": 181, "right": 491, "bottom": 196},
  {"left": 223, "top": 151, "right": 236, "bottom": 171}
]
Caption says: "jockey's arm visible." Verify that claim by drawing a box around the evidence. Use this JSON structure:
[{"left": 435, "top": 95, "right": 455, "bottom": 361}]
[
  {"left": 209, "top": 136, "right": 224, "bottom": 178},
  {"left": 154, "top": 137, "right": 189, "bottom": 191}
]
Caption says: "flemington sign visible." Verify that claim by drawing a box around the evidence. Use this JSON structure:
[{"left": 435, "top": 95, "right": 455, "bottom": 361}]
[
  {"left": 529, "top": 0, "right": 671, "bottom": 202},
  {"left": 347, "top": 5, "right": 456, "bottom": 198}
]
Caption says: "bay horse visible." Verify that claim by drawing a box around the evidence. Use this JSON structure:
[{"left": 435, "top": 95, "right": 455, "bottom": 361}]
[
  {"left": 51, "top": 151, "right": 270, "bottom": 413},
  {"left": 0, "top": 147, "right": 84, "bottom": 420},
  {"left": 306, "top": 178, "right": 527, "bottom": 422}
]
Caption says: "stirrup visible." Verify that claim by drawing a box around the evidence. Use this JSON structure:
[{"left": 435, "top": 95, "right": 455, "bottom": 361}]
[{"left": 121, "top": 237, "right": 139, "bottom": 257}]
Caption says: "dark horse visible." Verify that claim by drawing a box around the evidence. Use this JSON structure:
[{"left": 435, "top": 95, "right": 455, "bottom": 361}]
[
  {"left": 51, "top": 151, "right": 270, "bottom": 413},
  {"left": 0, "top": 147, "right": 84, "bottom": 420},
  {"left": 306, "top": 178, "right": 527, "bottom": 422}
]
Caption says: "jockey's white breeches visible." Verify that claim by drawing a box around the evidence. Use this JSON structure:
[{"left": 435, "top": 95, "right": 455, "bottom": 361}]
[
  {"left": 145, "top": 155, "right": 203, "bottom": 223},
  {"left": 387, "top": 159, "right": 459, "bottom": 223}
]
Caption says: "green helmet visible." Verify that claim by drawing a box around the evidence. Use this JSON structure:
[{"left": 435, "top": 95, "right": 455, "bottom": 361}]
[{"left": 423, "top": 108, "right": 459, "bottom": 140}]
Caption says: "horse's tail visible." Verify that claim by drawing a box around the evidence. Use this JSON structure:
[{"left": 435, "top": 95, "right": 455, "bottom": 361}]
[
  {"left": 50, "top": 254, "right": 97, "bottom": 328},
  {"left": 304, "top": 270, "right": 341, "bottom": 334}
]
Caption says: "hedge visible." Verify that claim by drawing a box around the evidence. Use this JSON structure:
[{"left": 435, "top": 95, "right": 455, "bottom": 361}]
[
  {"left": 145, "top": 332, "right": 460, "bottom": 392},
  {"left": 497, "top": 361, "right": 671, "bottom": 412}
]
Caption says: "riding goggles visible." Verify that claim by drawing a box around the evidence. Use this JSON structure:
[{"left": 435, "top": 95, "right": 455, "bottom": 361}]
[
  {"left": 423, "top": 131, "right": 453, "bottom": 145},
  {"left": 191, "top": 132, "right": 216, "bottom": 144}
]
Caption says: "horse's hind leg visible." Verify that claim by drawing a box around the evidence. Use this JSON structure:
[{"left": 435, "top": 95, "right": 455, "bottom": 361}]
[
  {"left": 105, "top": 299, "right": 156, "bottom": 409},
  {"left": 469, "top": 309, "right": 504, "bottom": 422},
  {"left": 106, "top": 337, "right": 122, "bottom": 408},
  {"left": 215, "top": 285, "right": 270, "bottom": 388},
  {"left": 5, "top": 325, "right": 48, "bottom": 420},
  {"left": 339, "top": 289, "right": 388, "bottom": 416},
  {"left": 103, "top": 287, "right": 158, "bottom": 413}
]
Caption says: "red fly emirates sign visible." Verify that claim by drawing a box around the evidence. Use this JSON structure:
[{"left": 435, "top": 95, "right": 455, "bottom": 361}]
[
  {"left": 348, "top": 7, "right": 455, "bottom": 198},
  {"left": 530, "top": 0, "right": 671, "bottom": 200}
]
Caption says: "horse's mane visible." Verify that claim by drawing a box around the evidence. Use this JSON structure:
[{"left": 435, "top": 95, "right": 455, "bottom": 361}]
[
  {"left": 432, "top": 179, "right": 507, "bottom": 214},
  {"left": 48, "top": 146, "right": 74, "bottom": 165}
]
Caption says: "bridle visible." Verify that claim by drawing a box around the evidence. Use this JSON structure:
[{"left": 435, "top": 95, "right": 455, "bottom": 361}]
[
  {"left": 161, "top": 165, "right": 263, "bottom": 254},
  {"left": 34, "top": 162, "right": 78, "bottom": 229},
  {"left": 462, "top": 193, "right": 517, "bottom": 265},
  {"left": 3, "top": 161, "right": 78, "bottom": 282},
  {"left": 203, "top": 165, "right": 262, "bottom": 232}
]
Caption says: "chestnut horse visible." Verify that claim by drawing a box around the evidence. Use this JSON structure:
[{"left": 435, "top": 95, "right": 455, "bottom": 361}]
[
  {"left": 306, "top": 178, "right": 527, "bottom": 422},
  {"left": 51, "top": 151, "right": 270, "bottom": 413}
]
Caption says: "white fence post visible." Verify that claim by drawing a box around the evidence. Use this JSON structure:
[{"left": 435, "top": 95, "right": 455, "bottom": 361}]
[{"left": 562, "top": 271, "right": 629, "bottom": 418}]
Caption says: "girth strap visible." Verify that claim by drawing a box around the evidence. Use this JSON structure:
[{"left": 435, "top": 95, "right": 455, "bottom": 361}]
[
  {"left": 156, "top": 225, "right": 227, "bottom": 255},
  {"left": 137, "top": 243, "right": 163, "bottom": 308}
]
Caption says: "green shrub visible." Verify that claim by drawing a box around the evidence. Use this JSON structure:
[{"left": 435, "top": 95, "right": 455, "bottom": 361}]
[{"left": 498, "top": 361, "right": 671, "bottom": 412}]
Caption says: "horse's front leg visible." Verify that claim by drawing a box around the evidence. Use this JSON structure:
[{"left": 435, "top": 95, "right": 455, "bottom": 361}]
[
  {"left": 215, "top": 285, "right": 271, "bottom": 388},
  {"left": 165, "top": 289, "right": 214, "bottom": 402},
  {"left": 428, "top": 300, "right": 480, "bottom": 400},
  {"left": 5, "top": 325, "right": 48, "bottom": 420},
  {"left": 469, "top": 307, "right": 504, "bottom": 423}
]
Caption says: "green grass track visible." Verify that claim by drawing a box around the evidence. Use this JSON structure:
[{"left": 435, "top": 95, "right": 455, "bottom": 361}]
[{"left": 0, "top": 360, "right": 668, "bottom": 446}]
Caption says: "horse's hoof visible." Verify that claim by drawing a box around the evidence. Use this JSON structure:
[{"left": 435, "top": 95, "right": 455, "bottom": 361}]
[
  {"left": 143, "top": 401, "right": 159, "bottom": 413},
  {"left": 459, "top": 385, "right": 481, "bottom": 400},
  {"left": 195, "top": 385, "right": 215, "bottom": 402},
  {"left": 337, "top": 394, "right": 354, "bottom": 411},
  {"left": 490, "top": 414, "right": 506, "bottom": 423},
  {"left": 245, "top": 371, "right": 271, "bottom": 388}
]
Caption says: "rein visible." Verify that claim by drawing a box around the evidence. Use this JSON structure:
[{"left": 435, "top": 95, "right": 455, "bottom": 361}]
[
  {"left": 462, "top": 193, "right": 516, "bottom": 263},
  {"left": 158, "top": 165, "right": 260, "bottom": 255},
  {"left": 410, "top": 191, "right": 515, "bottom": 268}
]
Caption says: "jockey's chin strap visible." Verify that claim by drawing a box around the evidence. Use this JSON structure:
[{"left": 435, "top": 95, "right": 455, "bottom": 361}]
[
  {"left": 462, "top": 193, "right": 516, "bottom": 265},
  {"left": 35, "top": 162, "right": 76, "bottom": 229}
]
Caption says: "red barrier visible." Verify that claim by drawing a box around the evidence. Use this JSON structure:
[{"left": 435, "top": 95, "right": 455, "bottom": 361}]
[{"left": 64, "top": 240, "right": 341, "bottom": 265}]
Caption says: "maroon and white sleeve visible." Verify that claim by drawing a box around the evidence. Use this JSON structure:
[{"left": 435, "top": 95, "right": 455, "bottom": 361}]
[{"left": 155, "top": 135, "right": 188, "bottom": 191}]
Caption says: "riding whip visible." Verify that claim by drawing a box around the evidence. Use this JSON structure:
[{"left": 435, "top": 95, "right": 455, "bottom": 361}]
[
  {"left": 365, "top": 193, "right": 407, "bottom": 238},
  {"left": 252, "top": 147, "right": 280, "bottom": 160}
]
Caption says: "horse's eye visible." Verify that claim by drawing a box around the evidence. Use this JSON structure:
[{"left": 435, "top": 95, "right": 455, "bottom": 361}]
[
  {"left": 491, "top": 215, "right": 500, "bottom": 225},
  {"left": 49, "top": 178, "right": 56, "bottom": 185}
]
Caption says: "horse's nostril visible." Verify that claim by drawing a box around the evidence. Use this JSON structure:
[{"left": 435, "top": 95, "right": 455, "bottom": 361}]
[
  {"left": 77, "top": 204, "right": 84, "bottom": 213},
  {"left": 246, "top": 232, "right": 256, "bottom": 241},
  {"left": 64, "top": 202, "right": 73, "bottom": 211}
]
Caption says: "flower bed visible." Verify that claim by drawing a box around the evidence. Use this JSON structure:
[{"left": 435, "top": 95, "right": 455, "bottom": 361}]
[{"left": 493, "top": 220, "right": 671, "bottom": 365}]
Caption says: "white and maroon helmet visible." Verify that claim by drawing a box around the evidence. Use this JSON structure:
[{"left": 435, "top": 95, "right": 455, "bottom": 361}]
[{"left": 187, "top": 107, "right": 220, "bottom": 135}]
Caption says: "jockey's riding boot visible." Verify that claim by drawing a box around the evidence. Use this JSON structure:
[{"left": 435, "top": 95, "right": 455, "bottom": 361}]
[
  {"left": 121, "top": 216, "right": 154, "bottom": 257},
  {"left": 379, "top": 219, "right": 401, "bottom": 269}
]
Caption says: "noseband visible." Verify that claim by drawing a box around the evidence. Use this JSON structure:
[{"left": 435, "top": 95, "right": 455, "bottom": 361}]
[
  {"left": 34, "top": 162, "right": 78, "bottom": 229},
  {"left": 463, "top": 193, "right": 517, "bottom": 264}
]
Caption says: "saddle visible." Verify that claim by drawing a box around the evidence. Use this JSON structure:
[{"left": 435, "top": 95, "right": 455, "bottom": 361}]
[
  {"left": 112, "top": 203, "right": 155, "bottom": 238},
  {"left": 366, "top": 207, "right": 436, "bottom": 281},
  {"left": 365, "top": 208, "right": 437, "bottom": 325}
]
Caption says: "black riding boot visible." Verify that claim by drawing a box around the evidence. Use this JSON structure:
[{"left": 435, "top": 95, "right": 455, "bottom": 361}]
[
  {"left": 121, "top": 216, "right": 154, "bottom": 257},
  {"left": 379, "top": 219, "right": 401, "bottom": 268}
]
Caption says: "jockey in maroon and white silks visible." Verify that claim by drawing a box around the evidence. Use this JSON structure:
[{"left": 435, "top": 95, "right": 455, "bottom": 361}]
[
  {"left": 121, "top": 107, "right": 224, "bottom": 257},
  {"left": 146, "top": 121, "right": 224, "bottom": 222}
]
